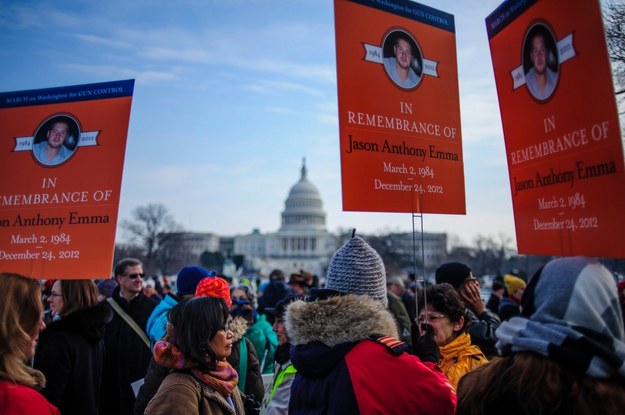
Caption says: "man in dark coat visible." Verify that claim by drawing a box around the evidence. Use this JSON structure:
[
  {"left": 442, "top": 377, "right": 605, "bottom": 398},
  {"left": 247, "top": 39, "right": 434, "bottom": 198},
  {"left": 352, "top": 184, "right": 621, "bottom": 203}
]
[{"left": 100, "top": 258, "right": 157, "bottom": 415}]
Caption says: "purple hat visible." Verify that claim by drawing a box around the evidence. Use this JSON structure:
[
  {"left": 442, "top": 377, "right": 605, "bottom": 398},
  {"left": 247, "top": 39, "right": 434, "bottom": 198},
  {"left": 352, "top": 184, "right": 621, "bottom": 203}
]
[{"left": 97, "top": 279, "right": 117, "bottom": 298}]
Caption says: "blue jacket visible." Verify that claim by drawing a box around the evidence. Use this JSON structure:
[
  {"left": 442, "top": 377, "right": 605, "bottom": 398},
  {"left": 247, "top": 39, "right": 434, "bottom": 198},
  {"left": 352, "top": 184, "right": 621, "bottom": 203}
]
[{"left": 146, "top": 294, "right": 178, "bottom": 348}]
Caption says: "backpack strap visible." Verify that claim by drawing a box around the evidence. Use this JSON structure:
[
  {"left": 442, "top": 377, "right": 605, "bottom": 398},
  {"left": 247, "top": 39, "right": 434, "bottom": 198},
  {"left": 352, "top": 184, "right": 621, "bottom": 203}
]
[
  {"left": 107, "top": 297, "right": 150, "bottom": 349},
  {"left": 370, "top": 335, "right": 409, "bottom": 356},
  {"left": 238, "top": 339, "right": 248, "bottom": 393}
]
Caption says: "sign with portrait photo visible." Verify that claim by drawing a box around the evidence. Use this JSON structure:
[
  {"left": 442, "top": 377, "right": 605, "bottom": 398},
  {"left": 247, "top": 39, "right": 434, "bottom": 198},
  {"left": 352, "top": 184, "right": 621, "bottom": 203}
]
[
  {"left": 0, "top": 80, "right": 134, "bottom": 279},
  {"left": 334, "top": 0, "right": 465, "bottom": 214},
  {"left": 486, "top": 0, "right": 625, "bottom": 257}
]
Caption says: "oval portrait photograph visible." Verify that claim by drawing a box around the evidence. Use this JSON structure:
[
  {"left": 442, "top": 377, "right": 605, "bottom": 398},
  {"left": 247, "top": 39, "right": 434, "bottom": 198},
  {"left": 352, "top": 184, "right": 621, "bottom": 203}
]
[
  {"left": 32, "top": 114, "right": 80, "bottom": 167},
  {"left": 523, "top": 22, "right": 559, "bottom": 101},
  {"left": 382, "top": 29, "right": 423, "bottom": 90}
]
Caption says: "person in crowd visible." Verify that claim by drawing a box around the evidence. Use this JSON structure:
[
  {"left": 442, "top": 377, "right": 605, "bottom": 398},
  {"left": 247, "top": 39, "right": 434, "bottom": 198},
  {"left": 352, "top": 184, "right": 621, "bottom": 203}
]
[
  {"left": 231, "top": 284, "right": 278, "bottom": 375},
  {"left": 97, "top": 278, "right": 118, "bottom": 302},
  {"left": 41, "top": 279, "right": 55, "bottom": 310},
  {"left": 143, "top": 278, "right": 162, "bottom": 303},
  {"left": 387, "top": 276, "right": 417, "bottom": 323},
  {"left": 147, "top": 265, "right": 211, "bottom": 348},
  {"left": 34, "top": 279, "right": 112, "bottom": 415},
  {"left": 265, "top": 295, "right": 302, "bottom": 415},
  {"left": 258, "top": 280, "right": 293, "bottom": 325},
  {"left": 134, "top": 276, "right": 264, "bottom": 415},
  {"left": 287, "top": 271, "right": 312, "bottom": 296},
  {"left": 207, "top": 279, "right": 264, "bottom": 409},
  {"left": 286, "top": 233, "right": 456, "bottom": 414},
  {"left": 268, "top": 269, "right": 286, "bottom": 283},
  {"left": 0, "top": 273, "right": 60, "bottom": 414},
  {"left": 435, "top": 262, "right": 501, "bottom": 358},
  {"left": 417, "top": 283, "right": 488, "bottom": 389},
  {"left": 161, "top": 282, "right": 172, "bottom": 296},
  {"left": 457, "top": 256, "right": 625, "bottom": 415},
  {"left": 144, "top": 297, "right": 245, "bottom": 414},
  {"left": 100, "top": 258, "right": 158, "bottom": 415},
  {"left": 498, "top": 274, "right": 527, "bottom": 321},
  {"left": 485, "top": 278, "right": 505, "bottom": 315},
  {"left": 42, "top": 279, "right": 57, "bottom": 325},
  {"left": 386, "top": 288, "right": 413, "bottom": 350}
]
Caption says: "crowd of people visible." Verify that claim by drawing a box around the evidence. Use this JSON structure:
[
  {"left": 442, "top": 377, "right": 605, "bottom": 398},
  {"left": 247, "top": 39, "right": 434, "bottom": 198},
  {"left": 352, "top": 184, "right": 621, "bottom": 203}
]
[{"left": 1, "top": 233, "right": 625, "bottom": 414}]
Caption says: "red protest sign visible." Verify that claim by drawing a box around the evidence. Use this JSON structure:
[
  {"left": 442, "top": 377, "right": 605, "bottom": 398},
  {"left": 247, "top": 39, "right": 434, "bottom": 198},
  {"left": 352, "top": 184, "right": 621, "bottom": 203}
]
[
  {"left": 487, "top": 0, "right": 625, "bottom": 257},
  {"left": 335, "top": 0, "right": 465, "bottom": 214},
  {"left": 0, "top": 80, "right": 134, "bottom": 278}
]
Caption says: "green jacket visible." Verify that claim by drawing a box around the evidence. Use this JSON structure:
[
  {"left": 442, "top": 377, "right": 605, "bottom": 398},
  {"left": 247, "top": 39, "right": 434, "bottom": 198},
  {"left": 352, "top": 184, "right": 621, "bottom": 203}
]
[{"left": 244, "top": 314, "right": 278, "bottom": 374}]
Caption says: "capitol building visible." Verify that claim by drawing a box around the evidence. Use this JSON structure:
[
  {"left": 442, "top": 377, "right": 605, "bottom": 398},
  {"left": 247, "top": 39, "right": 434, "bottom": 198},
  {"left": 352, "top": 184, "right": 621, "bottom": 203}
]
[
  {"left": 233, "top": 159, "right": 336, "bottom": 277},
  {"left": 158, "top": 159, "right": 448, "bottom": 278}
]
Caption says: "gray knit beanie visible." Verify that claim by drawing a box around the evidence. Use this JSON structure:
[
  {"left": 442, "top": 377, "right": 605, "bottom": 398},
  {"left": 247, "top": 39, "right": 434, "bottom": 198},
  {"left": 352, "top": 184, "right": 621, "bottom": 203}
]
[{"left": 325, "top": 235, "right": 388, "bottom": 306}]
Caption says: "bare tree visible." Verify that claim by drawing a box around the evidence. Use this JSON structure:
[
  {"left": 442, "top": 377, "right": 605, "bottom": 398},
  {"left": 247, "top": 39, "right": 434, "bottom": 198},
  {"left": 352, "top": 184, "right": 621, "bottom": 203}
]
[
  {"left": 604, "top": 1, "right": 625, "bottom": 95},
  {"left": 603, "top": 0, "right": 625, "bottom": 124},
  {"left": 121, "top": 203, "right": 183, "bottom": 274}
]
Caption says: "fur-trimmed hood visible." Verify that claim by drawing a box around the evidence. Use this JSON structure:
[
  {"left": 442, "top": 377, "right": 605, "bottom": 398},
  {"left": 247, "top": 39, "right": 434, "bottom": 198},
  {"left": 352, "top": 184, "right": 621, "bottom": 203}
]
[
  {"left": 40, "top": 301, "right": 112, "bottom": 343},
  {"left": 286, "top": 294, "right": 398, "bottom": 347},
  {"left": 229, "top": 315, "right": 249, "bottom": 343}
]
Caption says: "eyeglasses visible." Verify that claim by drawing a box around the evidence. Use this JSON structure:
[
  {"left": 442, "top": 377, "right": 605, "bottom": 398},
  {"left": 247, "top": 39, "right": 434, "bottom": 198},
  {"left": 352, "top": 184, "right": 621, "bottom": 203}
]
[
  {"left": 219, "top": 319, "right": 232, "bottom": 333},
  {"left": 49, "top": 291, "right": 63, "bottom": 298},
  {"left": 417, "top": 312, "right": 447, "bottom": 324},
  {"left": 123, "top": 273, "right": 144, "bottom": 279}
]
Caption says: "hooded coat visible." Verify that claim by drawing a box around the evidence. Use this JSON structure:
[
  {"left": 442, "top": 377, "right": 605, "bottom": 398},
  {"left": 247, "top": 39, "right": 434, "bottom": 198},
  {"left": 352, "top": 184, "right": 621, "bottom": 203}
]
[
  {"left": 34, "top": 302, "right": 112, "bottom": 415},
  {"left": 286, "top": 294, "right": 456, "bottom": 415}
]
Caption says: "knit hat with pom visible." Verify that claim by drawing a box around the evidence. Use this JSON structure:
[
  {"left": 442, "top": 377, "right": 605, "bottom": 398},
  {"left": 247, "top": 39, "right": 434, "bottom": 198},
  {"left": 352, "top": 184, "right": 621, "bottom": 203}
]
[
  {"left": 325, "top": 234, "right": 388, "bottom": 306},
  {"left": 195, "top": 276, "right": 232, "bottom": 307}
]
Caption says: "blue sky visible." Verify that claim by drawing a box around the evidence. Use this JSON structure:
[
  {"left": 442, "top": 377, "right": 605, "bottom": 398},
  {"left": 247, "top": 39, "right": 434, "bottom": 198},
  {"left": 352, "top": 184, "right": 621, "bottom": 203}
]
[{"left": 1, "top": 0, "right": 516, "bottom": 247}]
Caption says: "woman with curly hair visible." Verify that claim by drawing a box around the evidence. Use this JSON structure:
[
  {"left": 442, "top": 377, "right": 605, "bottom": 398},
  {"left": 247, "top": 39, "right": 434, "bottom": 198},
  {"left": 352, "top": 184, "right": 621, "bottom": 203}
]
[
  {"left": 0, "top": 273, "right": 59, "bottom": 414},
  {"left": 417, "top": 282, "right": 488, "bottom": 389},
  {"left": 145, "top": 296, "right": 244, "bottom": 414}
]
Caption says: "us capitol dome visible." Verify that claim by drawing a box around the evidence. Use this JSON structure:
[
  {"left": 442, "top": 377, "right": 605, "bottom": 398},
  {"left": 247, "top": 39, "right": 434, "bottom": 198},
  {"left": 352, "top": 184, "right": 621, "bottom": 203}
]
[{"left": 234, "top": 158, "right": 336, "bottom": 277}]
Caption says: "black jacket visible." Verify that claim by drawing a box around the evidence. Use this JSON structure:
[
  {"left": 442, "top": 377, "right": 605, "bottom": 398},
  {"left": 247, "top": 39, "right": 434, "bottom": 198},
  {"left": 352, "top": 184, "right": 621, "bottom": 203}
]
[
  {"left": 100, "top": 287, "right": 157, "bottom": 415},
  {"left": 34, "top": 302, "right": 112, "bottom": 415}
]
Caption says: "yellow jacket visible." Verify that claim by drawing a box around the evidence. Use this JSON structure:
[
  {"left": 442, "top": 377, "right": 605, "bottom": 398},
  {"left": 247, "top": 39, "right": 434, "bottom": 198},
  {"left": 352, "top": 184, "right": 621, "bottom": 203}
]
[{"left": 439, "top": 331, "right": 488, "bottom": 390}]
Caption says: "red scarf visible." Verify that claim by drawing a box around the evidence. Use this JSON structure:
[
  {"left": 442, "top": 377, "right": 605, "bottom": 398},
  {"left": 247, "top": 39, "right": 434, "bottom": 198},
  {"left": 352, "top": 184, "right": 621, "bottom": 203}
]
[{"left": 154, "top": 338, "right": 238, "bottom": 399}]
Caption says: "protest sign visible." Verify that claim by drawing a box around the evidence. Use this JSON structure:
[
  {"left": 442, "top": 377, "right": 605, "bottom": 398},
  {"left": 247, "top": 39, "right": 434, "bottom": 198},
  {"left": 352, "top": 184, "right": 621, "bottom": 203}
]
[
  {"left": 335, "top": 0, "right": 465, "bottom": 214},
  {"left": 486, "top": 0, "right": 625, "bottom": 257},
  {"left": 0, "top": 79, "right": 134, "bottom": 278}
]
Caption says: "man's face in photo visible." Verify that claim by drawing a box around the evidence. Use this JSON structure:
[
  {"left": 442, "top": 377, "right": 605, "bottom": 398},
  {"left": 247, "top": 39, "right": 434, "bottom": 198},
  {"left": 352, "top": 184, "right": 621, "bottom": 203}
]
[
  {"left": 530, "top": 34, "right": 547, "bottom": 74},
  {"left": 394, "top": 38, "right": 413, "bottom": 69},
  {"left": 46, "top": 122, "right": 69, "bottom": 149}
]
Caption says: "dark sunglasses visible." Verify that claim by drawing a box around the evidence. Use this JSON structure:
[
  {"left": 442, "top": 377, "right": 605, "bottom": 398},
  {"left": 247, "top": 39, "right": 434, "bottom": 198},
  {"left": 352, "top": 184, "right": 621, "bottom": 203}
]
[{"left": 123, "top": 273, "right": 145, "bottom": 279}]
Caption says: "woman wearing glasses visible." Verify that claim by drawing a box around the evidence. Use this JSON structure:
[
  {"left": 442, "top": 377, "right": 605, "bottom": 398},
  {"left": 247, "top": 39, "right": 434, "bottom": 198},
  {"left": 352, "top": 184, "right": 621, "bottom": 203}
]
[
  {"left": 417, "top": 283, "right": 488, "bottom": 389},
  {"left": 0, "top": 273, "right": 59, "bottom": 414},
  {"left": 145, "top": 296, "right": 244, "bottom": 415},
  {"left": 33, "top": 279, "right": 112, "bottom": 415}
]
